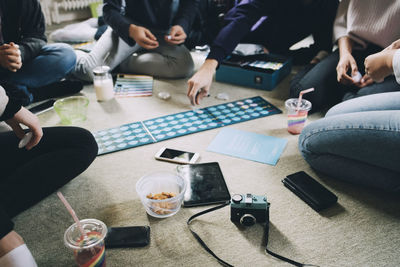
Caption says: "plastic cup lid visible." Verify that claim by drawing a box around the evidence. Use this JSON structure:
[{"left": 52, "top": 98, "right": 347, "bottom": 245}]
[
  {"left": 285, "top": 98, "right": 312, "bottom": 111},
  {"left": 64, "top": 219, "right": 107, "bottom": 250}
]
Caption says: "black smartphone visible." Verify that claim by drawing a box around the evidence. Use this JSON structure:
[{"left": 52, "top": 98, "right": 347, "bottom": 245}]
[
  {"left": 282, "top": 171, "right": 338, "bottom": 211},
  {"left": 104, "top": 226, "right": 150, "bottom": 248},
  {"left": 28, "top": 99, "right": 55, "bottom": 115}
]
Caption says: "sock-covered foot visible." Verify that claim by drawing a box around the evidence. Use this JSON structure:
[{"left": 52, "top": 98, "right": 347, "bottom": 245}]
[
  {"left": 0, "top": 244, "right": 37, "bottom": 267},
  {"left": 30, "top": 80, "right": 84, "bottom": 103}
]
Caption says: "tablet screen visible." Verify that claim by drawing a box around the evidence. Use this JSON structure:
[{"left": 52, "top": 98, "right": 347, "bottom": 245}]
[{"left": 177, "top": 162, "right": 231, "bottom": 207}]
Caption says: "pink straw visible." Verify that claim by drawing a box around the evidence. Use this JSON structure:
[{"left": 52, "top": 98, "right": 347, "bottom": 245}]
[
  {"left": 57, "top": 192, "right": 95, "bottom": 255},
  {"left": 296, "top": 88, "right": 314, "bottom": 111}
]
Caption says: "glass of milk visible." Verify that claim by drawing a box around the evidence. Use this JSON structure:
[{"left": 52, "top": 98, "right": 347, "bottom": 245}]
[{"left": 93, "top": 66, "right": 114, "bottom": 101}]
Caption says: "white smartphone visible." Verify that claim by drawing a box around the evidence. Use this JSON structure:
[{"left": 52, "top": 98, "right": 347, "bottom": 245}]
[{"left": 155, "top": 147, "right": 200, "bottom": 164}]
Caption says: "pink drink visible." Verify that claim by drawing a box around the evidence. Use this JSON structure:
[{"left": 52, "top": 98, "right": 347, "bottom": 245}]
[
  {"left": 64, "top": 219, "right": 108, "bottom": 267},
  {"left": 285, "top": 98, "right": 312, "bottom": 135}
]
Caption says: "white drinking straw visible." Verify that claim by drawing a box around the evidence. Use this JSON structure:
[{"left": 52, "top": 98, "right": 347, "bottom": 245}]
[{"left": 296, "top": 88, "right": 314, "bottom": 111}]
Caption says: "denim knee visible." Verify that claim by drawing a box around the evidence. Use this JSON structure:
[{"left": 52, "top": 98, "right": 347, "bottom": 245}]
[
  {"left": 43, "top": 43, "right": 77, "bottom": 75},
  {"left": 298, "top": 124, "right": 313, "bottom": 159}
]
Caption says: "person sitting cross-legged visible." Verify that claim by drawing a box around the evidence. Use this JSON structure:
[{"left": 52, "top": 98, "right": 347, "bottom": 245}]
[
  {"left": 298, "top": 40, "right": 400, "bottom": 192},
  {"left": 0, "top": 83, "right": 98, "bottom": 267},
  {"left": 0, "top": 0, "right": 83, "bottom": 106}
]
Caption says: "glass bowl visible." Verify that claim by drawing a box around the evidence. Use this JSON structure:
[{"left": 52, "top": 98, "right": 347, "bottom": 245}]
[
  {"left": 54, "top": 96, "right": 89, "bottom": 124},
  {"left": 136, "top": 171, "right": 187, "bottom": 218}
]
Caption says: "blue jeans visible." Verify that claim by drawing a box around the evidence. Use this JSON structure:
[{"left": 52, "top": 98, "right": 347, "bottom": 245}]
[
  {"left": 299, "top": 92, "right": 400, "bottom": 192},
  {"left": 0, "top": 43, "right": 76, "bottom": 104}
]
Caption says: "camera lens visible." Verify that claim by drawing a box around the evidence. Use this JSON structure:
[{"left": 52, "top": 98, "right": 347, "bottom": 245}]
[{"left": 240, "top": 214, "right": 256, "bottom": 226}]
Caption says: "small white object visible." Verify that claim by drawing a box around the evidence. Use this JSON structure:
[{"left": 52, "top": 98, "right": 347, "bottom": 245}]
[
  {"left": 18, "top": 132, "right": 33, "bottom": 149},
  {"left": 158, "top": 91, "right": 171, "bottom": 100},
  {"left": 352, "top": 71, "right": 362, "bottom": 83},
  {"left": 216, "top": 92, "right": 229, "bottom": 100},
  {"left": 167, "top": 35, "right": 172, "bottom": 40}
]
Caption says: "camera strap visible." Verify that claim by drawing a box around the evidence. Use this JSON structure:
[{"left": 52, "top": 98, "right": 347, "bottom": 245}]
[
  {"left": 187, "top": 202, "right": 318, "bottom": 267},
  {"left": 187, "top": 202, "right": 233, "bottom": 267}
]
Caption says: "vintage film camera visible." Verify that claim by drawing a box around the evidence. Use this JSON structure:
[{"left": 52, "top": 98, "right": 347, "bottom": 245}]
[{"left": 230, "top": 193, "right": 270, "bottom": 226}]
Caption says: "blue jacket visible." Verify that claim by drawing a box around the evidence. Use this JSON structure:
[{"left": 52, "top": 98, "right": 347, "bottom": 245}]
[{"left": 103, "top": 0, "right": 200, "bottom": 46}]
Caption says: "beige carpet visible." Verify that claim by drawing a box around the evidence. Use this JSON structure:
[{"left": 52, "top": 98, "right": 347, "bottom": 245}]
[{"left": 13, "top": 53, "right": 400, "bottom": 267}]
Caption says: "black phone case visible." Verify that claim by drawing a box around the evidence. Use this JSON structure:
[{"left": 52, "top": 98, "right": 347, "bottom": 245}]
[
  {"left": 105, "top": 226, "right": 150, "bottom": 248},
  {"left": 282, "top": 171, "right": 338, "bottom": 211}
]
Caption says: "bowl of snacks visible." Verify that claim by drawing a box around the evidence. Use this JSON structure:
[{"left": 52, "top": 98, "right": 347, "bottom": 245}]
[{"left": 136, "top": 171, "right": 187, "bottom": 218}]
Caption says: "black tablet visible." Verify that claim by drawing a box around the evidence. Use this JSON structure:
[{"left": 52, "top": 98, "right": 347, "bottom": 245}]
[{"left": 177, "top": 162, "right": 231, "bottom": 207}]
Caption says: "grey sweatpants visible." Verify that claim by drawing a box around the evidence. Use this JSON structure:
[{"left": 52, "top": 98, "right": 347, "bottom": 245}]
[{"left": 73, "top": 27, "right": 194, "bottom": 82}]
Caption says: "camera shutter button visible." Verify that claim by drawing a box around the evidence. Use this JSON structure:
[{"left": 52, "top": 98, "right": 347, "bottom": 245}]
[{"left": 231, "top": 194, "right": 242, "bottom": 203}]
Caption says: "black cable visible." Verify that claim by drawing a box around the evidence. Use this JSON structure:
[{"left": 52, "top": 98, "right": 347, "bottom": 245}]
[{"left": 187, "top": 202, "right": 233, "bottom": 267}]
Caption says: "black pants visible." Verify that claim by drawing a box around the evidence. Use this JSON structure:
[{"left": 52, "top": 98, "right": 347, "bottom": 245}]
[
  {"left": 0, "top": 127, "right": 98, "bottom": 239},
  {"left": 290, "top": 46, "right": 400, "bottom": 113}
]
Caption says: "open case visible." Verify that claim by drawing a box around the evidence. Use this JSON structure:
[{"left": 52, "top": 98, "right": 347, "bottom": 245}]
[{"left": 215, "top": 53, "right": 292, "bottom": 91}]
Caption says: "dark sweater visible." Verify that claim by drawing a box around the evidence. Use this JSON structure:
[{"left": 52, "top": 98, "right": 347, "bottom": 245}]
[
  {"left": 207, "top": 0, "right": 337, "bottom": 63},
  {"left": 0, "top": 0, "right": 47, "bottom": 63},
  {"left": 0, "top": 84, "right": 22, "bottom": 121},
  {"left": 103, "top": 0, "right": 200, "bottom": 46}
]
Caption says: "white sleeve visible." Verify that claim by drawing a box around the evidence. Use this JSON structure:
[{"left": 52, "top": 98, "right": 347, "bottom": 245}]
[
  {"left": 392, "top": 49, "right": 400, "bottom": 84},
  {"left": 0, "top": 86, "right": 9, "bottom": 118},
  {"left": 333, "top": 0, "right": 350, "bottom": 43}
]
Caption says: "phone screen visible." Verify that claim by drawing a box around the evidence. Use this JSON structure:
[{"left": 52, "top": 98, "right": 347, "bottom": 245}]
[{"left": 160, "top": 148, "right": 195, "bottom": 162}]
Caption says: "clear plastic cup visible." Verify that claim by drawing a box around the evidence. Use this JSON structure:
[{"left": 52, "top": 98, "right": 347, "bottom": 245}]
[
  {"left": 136, "top": 172, "right": 187, "bottom": 218},
  {"left": 285, "top": 98, "right": 312, "bottom": 135},
  {"left": 54, "top": 96, "right": 89, "bottom": 125},
  {"left": 64, "top": 219, "right": 107, "bottom": 267}
]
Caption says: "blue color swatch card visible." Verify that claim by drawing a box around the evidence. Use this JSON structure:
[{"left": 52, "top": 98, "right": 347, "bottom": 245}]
[{"left": 207, "top": 128, "right": 287, "bottom": 165}]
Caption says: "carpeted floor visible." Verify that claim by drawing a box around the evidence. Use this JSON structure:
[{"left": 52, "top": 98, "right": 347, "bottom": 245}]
[{"left": 13, "top": 50, "right": 400, "bottom": 267}]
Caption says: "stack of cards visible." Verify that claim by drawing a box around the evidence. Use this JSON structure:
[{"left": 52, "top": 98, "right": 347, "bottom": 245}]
[
  {"left": 248, "top": 60, "right": 283, "bottom": 71},
  {"left": 114, "top": 74, "right": 153, "bottom": 97}
]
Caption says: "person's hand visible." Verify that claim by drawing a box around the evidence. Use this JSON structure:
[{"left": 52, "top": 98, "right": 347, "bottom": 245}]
[
  {"left": 0, "top": 42, "right": 22, "bottom": 72},
  {"left": 354, "top": 74, "right": 374, "bottom": 88},
  {"left": 129, "top": 25, "right": 159, "bottom": 50},
  {"left": 187, "top": 59, "right": 218, "bottom": 105},
  {"left": 384, "top": 39, "right": 400, "bottom": 51},
  {"left": 5, "top": 107, "right": 43, "bottom": 150},
  {"left": 336, "top": 52, "right": 358, "bottom": 85},
  {"left": 165, "top": 25, "right": 186, "bottom": 45},
  {"left": 364, "top": 49, "right": 396, "bottom": 83}
]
